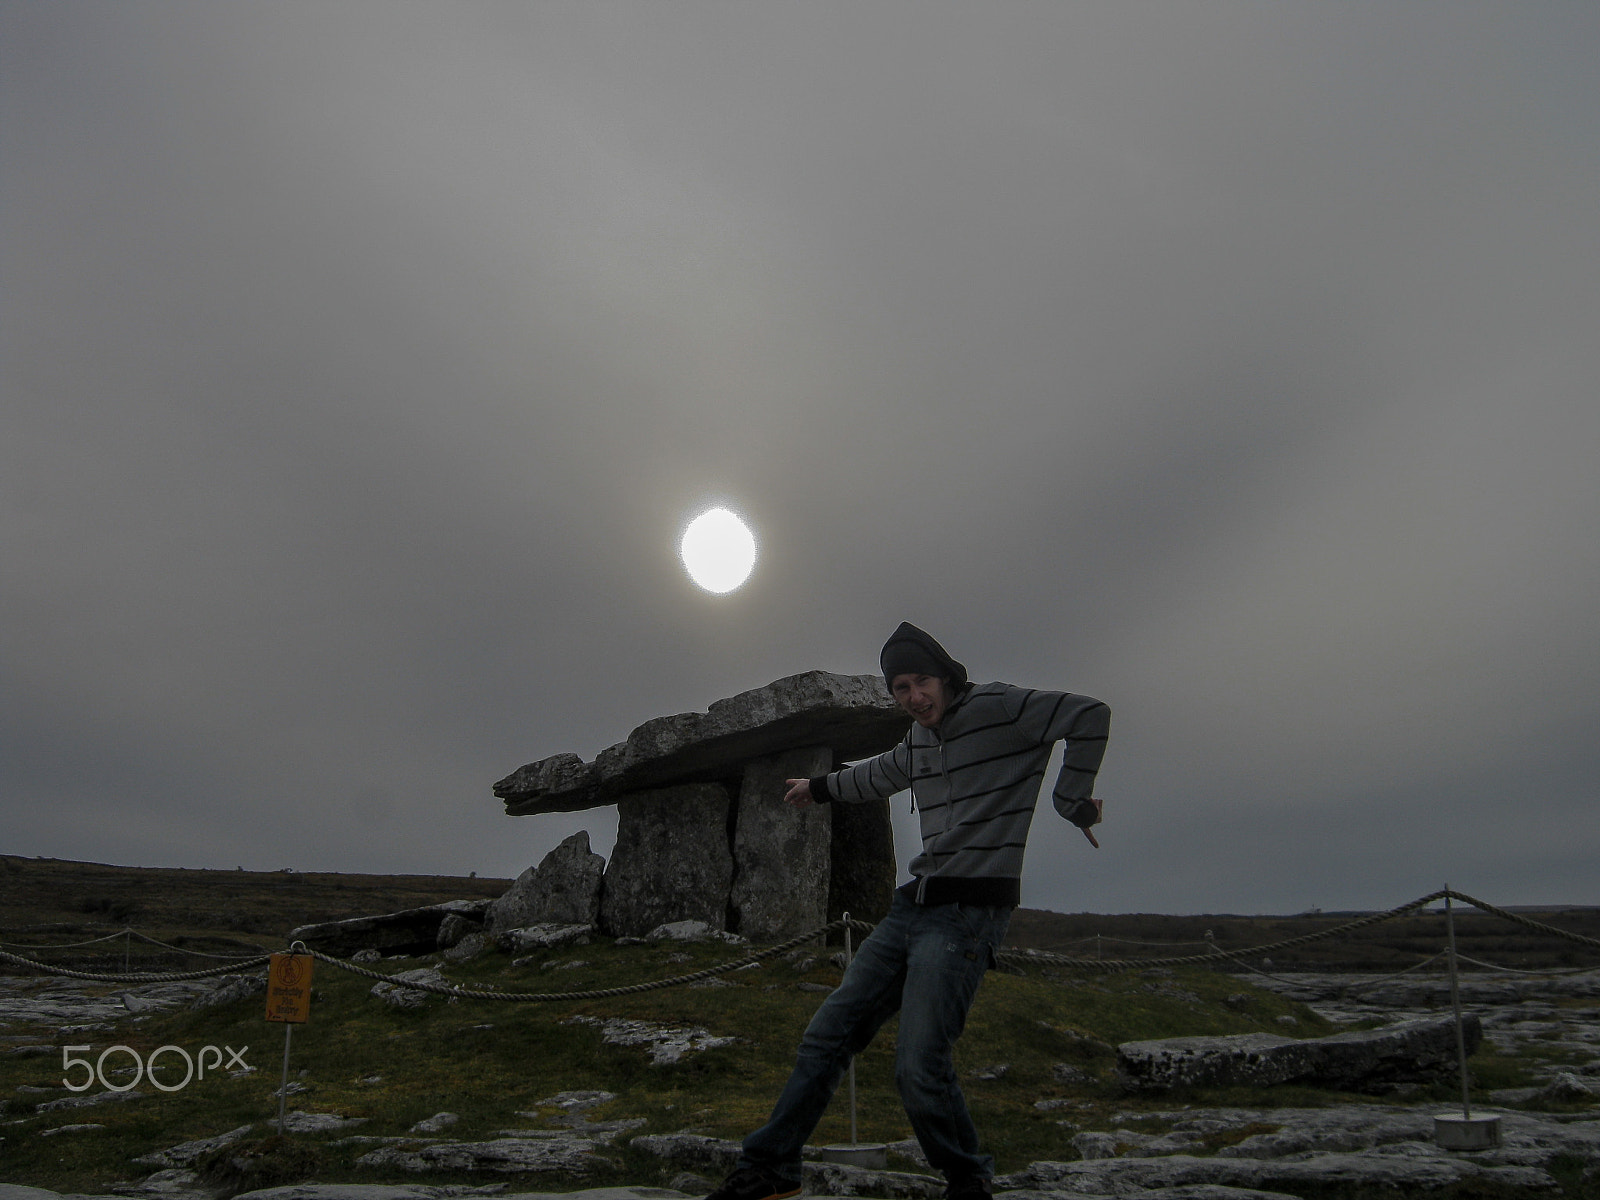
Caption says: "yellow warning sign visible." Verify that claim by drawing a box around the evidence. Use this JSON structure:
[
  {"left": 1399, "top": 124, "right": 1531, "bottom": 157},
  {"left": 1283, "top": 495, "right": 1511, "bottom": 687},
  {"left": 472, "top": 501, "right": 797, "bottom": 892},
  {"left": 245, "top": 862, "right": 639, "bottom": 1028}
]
[{"left": 266, "top": 953, "right": 312, "bottom": 1023}]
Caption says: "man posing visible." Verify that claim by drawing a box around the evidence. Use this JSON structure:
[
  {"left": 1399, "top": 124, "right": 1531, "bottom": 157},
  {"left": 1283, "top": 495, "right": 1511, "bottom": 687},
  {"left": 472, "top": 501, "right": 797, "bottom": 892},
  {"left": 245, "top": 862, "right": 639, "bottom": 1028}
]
[{"left": 708, "top": 622, "right": 1111, "bottom": 1200}]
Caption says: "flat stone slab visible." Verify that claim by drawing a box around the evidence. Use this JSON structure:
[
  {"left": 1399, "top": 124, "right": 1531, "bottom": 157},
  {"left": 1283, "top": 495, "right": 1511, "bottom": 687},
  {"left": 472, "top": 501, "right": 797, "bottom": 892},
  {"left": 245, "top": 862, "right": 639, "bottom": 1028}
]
[
  {"left": 252, "top": 1191, "right": 689, "bottom": 1200},
  {"left": 288, "top": 900, "right": 492, "bottom": 957},
  {"left": 1117, "top": 1014, "right": 1480, "bottom": 1092},
  {"left": 131, "top": 1123, "right": 255, "bottom": 1167},
  {"left": 495, "top": 672, "right": 909, "bottom": 814},
  {"left": 1001, "top": 1149, "right": 1559, "bottom": 1195},
  {"left": 563, "top": 1015, "right": 736, "bottom": 1065},
  {"left": 0, "top": 975, "right": 260, "bottom": 1028},
  {"left": 8, "top": 1102, "right": 1597, "bottom": 1200},
  {"left": 354, "top": 1134, "right": 607, "bottom": 1175}
]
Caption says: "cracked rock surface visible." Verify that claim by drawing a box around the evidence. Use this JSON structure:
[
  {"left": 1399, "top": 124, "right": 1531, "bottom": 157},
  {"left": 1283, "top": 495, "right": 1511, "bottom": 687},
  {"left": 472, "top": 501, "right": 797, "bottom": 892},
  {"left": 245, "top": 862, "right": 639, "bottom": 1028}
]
[
  {"left": 4, "top": 965, "right": 1595, "bottom": 1200},
  {"left": 562, "top": 1016, "right": 736, "bottom": 1065},
  {"left": 629, "top": 1099, "right": 1599, "bottom": 1197}
]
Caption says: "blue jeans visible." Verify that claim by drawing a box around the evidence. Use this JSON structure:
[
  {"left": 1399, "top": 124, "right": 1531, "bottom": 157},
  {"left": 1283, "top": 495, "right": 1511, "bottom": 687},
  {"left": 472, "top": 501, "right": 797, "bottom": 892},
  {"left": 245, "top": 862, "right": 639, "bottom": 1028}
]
[{"left": 739, "top": 892, "right": 1012, "bottom": 1185}]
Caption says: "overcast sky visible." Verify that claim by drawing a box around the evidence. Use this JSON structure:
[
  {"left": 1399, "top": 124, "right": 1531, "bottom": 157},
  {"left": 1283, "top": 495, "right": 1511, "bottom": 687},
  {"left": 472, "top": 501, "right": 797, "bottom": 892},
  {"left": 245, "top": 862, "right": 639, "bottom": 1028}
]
[{"left": 5, "top": 3, "right": 1597, "bottom": 917}]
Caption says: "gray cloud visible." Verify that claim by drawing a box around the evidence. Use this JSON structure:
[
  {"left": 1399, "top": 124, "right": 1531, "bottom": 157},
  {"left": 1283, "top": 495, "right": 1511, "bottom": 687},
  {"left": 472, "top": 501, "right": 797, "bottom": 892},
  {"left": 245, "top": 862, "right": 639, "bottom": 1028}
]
[{"left": 4, "top": 3, "right": 1596, "bottom": 914}]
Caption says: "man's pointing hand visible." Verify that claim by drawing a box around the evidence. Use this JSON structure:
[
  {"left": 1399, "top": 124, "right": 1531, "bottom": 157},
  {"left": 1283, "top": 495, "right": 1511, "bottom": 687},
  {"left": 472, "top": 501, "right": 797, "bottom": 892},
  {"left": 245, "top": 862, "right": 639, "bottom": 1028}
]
[
  {"left": 783, "top": 778, "right": 814, "bottom": 808},
  {"left": 1081, "top": 796, "right": 1104, "bottom": 848}
]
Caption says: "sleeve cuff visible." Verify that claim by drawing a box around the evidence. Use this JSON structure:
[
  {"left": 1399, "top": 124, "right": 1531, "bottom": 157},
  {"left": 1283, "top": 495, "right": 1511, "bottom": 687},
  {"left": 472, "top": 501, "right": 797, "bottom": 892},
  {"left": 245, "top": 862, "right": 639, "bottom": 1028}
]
[
  {"left": 809, "top": 774, "right": 836, "bottom": 804},
  {"left": 1063, "top": 796, "right": 1097, "bottom": 827}
]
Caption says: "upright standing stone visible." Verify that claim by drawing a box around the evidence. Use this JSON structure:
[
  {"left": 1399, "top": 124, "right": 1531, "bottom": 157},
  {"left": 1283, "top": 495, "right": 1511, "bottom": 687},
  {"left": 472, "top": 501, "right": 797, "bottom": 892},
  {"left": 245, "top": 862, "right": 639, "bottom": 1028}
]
[
  {"left": 730, "top": 747, "right": 832, "bottom": 941},
  {"left": 484, "top": 830, "right": 606, "bottom": 934},
  {"left": 600, "top": 785, "right": 734, "bottom": 938}
]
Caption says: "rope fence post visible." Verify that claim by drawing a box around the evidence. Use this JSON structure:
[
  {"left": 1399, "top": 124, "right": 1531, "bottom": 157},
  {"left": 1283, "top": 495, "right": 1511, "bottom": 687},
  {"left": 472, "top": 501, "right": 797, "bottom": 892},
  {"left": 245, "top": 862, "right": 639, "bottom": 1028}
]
[
  {"left": 845, "top": 913, "right": 857, "bottom": 1147},
  {"left": 1434, "top": 886, "right": 1502, "bottom": 1151},
  {"left": 814, "top": 913, "right": 887, "bottom": 1170},
  {"left": 1446, "top": 888, "right": 1471, "bottom": 1120}
]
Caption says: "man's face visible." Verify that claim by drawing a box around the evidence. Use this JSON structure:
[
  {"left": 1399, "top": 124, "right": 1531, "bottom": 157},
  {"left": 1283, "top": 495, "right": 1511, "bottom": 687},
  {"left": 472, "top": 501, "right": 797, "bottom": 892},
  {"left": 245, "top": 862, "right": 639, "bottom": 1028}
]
[{"left": 891, "top": 673, "right": 951, "bottom": 729}]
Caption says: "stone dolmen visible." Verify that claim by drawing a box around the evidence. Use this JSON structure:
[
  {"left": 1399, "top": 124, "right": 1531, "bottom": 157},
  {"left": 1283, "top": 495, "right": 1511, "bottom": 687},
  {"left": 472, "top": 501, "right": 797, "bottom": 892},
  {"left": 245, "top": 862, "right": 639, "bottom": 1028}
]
[{"left": 493, "top": 671, "right": 911, "bottom": 942}]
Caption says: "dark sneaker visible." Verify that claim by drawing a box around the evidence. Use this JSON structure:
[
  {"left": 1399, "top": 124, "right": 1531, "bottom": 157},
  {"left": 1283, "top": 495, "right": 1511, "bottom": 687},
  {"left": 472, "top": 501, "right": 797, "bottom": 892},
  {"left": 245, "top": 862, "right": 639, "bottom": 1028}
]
[
  {"left": 706, "top": 1166, "right": 802, "bottom": 1200},
  {"left": 944, "top": 1178, "right": 993, "bottom": 1200}
]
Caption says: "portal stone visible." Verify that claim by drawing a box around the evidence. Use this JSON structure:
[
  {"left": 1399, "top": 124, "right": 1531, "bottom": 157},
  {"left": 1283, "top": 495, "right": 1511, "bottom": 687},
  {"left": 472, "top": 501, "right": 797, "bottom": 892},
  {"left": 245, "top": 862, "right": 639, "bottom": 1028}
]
[
  {"left": 600, "top": 785, "right": 734, "bottom": 938},
  {"left": 729, "top": 747, "right": 832, "bottom": 941}
]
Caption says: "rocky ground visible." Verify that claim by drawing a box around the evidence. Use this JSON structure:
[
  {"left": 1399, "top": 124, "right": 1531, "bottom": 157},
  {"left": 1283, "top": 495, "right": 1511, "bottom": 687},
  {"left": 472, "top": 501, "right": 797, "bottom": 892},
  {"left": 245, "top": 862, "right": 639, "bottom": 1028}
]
[
  {"left": 3, "top": 968, "right": 1598, "bottom": 1200},
  {"left": 1244, "top": 968, "right": 1600, "bottom": 1102}
]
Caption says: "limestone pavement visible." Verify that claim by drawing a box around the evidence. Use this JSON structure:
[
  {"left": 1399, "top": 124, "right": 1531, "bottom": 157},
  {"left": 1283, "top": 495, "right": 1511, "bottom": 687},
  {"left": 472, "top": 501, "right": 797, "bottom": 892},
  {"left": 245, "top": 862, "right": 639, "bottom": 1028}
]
[{"left": 4, "top": 962, "right": 1597, "bottom": 1200}]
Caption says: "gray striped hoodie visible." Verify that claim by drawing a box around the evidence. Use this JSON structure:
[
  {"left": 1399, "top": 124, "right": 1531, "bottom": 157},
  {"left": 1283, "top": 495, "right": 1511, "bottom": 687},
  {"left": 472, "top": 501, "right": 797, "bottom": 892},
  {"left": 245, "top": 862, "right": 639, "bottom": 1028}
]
[{"left": 813, "top": 682, "right": 1110, "bottom": 907}]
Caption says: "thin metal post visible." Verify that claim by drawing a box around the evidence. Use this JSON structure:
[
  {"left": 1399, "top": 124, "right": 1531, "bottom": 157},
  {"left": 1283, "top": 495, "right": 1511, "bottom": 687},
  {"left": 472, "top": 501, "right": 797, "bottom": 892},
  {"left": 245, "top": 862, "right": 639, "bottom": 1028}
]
[
  {"left": 843, "top": 913, "right": 857, "bottom": 1146},
  {"left": 277, "top": 1023, "right": 294, "bottom": 1133},
  {"left": 123, "top": 929, "right": 131, "bottom": 974},
  {"left": 1444, "top": 886, "right": 1471, "bottom": 1119}
]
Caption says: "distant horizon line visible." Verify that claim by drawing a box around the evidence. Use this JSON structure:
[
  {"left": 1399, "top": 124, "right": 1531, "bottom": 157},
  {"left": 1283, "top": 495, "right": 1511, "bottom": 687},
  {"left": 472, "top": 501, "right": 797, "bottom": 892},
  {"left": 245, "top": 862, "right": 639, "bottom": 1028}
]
[{"left": 7, "top": 853, "right": 1597, "bottom": 917}]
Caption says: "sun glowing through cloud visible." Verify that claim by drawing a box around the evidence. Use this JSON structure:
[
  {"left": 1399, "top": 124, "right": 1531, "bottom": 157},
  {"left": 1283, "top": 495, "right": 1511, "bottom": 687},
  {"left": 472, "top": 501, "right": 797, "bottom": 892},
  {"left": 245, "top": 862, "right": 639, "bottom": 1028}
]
[{"left": 680, "top": 507, "right": 757, "bottom": 593}]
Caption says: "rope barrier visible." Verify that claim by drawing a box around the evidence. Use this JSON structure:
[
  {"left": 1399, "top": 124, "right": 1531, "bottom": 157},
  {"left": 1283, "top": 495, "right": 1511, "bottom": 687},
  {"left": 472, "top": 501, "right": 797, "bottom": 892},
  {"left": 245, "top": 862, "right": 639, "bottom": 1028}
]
[
  {"left": 1220, "top": 948, "right": 1450, "bottom": 992},
  {"left": 0, "top": 930, "right": 136, "bottom": 950},
  {"left": 996, "top": 890, "right": 1453, "bottom": 972},
  {"left": 305, "top": 918, "right": 874, "bottom": 1001},
  {"left": 119, "top": 928, "right": 273, "bottom": 958},
  {"left": 0, "top": 946, "right": 272, "bottom": 984},
  {"left": 1324, "top": 951, "right": 1449, "bottom": 990},
  {"left": 1053, "top": 934, "right": 1216, "bottom": 948},
  {"left": 0, "top": 927, "right": 271, "bottom": 958},
  {"left": 1446, "top": 889, "right": 1600, "bottom": 952},
  {"left": 1454, "top": 954, "right": 1600, "bottom": 978},
  {"left": 1, "top": 889, "right": 1594, "bottom": 998},
  {"left": 991, "top": 888, "right": 1600, "bottom": 972}
]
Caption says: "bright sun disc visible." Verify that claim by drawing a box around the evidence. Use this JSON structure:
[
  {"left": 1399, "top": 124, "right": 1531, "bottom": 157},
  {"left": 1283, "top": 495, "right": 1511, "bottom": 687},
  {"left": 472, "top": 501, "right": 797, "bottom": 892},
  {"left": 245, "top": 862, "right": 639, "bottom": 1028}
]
[{"left": 680, "top": 507, "right": 757, "bottom": 593}]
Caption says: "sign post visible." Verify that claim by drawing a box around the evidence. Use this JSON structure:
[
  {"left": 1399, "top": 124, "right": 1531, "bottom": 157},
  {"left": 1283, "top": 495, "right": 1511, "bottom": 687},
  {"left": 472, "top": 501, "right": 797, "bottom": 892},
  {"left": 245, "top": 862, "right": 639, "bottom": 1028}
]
[{"left": 266, "top": 948, "right": 312, "bottom": 1134}]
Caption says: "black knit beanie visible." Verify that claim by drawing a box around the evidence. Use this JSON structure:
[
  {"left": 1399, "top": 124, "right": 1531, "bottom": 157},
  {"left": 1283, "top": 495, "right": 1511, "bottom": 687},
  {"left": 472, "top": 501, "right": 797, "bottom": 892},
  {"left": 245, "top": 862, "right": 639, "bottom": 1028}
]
[{"left": 880, "top": 622, "right": 968, "bottom": 688}]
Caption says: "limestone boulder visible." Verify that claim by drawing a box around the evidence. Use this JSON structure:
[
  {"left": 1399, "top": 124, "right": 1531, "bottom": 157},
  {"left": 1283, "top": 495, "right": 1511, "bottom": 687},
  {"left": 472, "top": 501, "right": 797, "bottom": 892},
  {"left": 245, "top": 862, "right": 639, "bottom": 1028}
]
[
  {"left": 564, "top": 1015, "right": 737, "bottom": 1065},
  {"left": 1117, "top": 1014, "right": 1480, "bottom": 1093},
  {"left": 999, "top": 1151, "right": 1552, "bottom": 1196},
  {"left": 600, "top": 785, "right": 734, "bottom": 938},
  {"left": 435, "top": 911, "right": 481, "bottom": 950},
  {"left": 287, "top": 899, "right": 492, "bottom": 958},
  {"left": 498, "top": 923, "right": 595, "bottom": 954},
  {"left": 495, "top": 672, "right": 909, "bottom": 814},
  {"left": 1532, "top": 1071, "right": 1595, "bottom": 1103},
  {"left": 369, "top": 967, "right": 452, "bottom": 1009},
  {"left": 643, "top": 920, "right": 746, "bottom": 944},
  {"left": 484, "top": 830, "right": 606, "bottom": 933},
  {"left": 354, "top": 1135, "right": 607, "bottom": 1175},
  {"left": 130, "top": 1124, "right": 254, "bottom": 1168}
]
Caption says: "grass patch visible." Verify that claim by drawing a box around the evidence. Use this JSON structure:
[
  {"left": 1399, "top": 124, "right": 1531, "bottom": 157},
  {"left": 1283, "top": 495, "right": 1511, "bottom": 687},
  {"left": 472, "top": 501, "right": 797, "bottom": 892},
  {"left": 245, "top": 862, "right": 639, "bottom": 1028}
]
[{"left": 7, "top": 935, "right": 1569, "bottom": 1197}]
